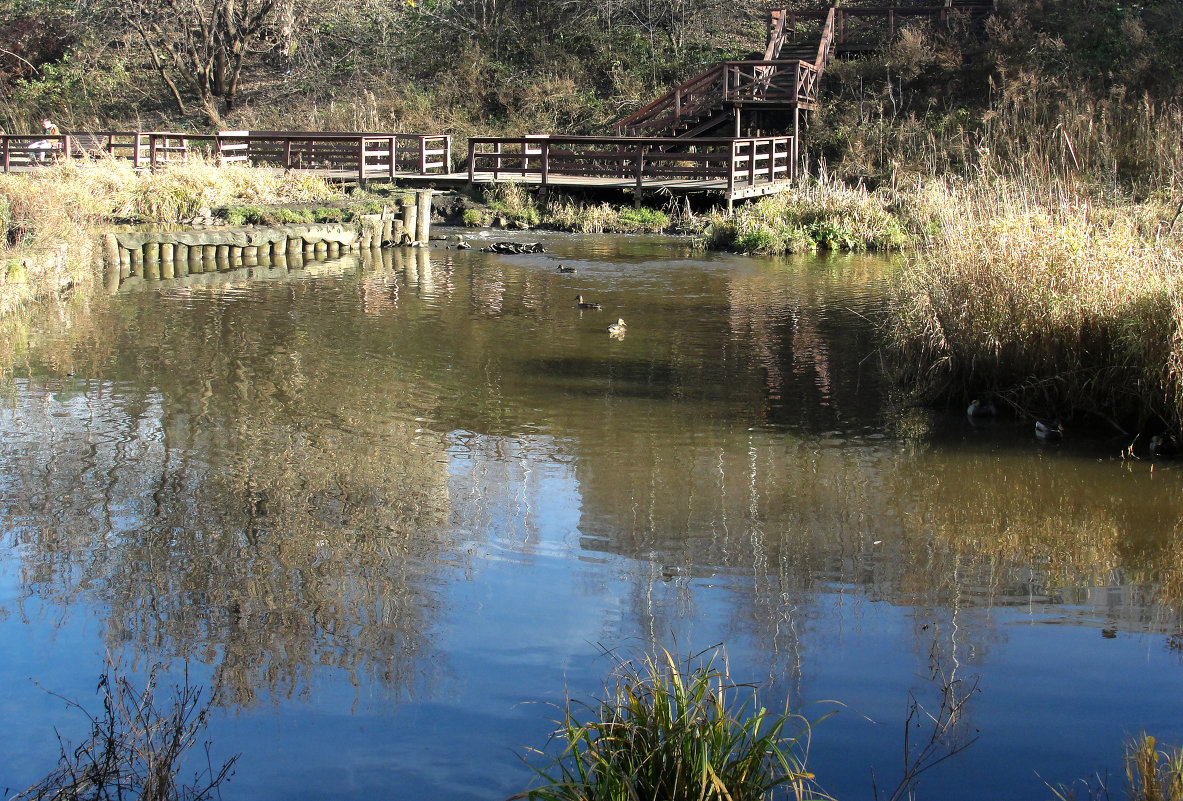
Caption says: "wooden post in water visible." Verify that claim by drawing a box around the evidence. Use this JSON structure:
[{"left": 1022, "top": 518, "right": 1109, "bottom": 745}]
[
  {"left": 402, "top": 198, "right": 418, "bottom": 244},
  {"left": 416, "top": 190, "right": 432, "bottom": 243}
]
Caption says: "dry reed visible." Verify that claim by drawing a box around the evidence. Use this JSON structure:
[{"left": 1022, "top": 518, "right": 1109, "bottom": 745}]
[{"left": 887, "top": 176, "right": 1183, "bottom": 431}]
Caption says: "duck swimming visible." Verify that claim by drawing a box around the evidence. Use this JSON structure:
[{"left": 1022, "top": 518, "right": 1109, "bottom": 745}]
[
  {"left": 557, "top": 264, "right": 576, "bottom": 273},
  {"left": 1035, "top": 419, "right": 1064, "bottom": 442},
  {"left": 966, "top": 398, "right": 997, "bottom": 417},
  {"left": 575, "top": 295, "right": 602, "bottom": 310},
  {"left": 1150, "top": 433, "right": 1180, "bottom": 458},
  {"left": 607, "top": 318, "right": 627, "bottom": 336}
]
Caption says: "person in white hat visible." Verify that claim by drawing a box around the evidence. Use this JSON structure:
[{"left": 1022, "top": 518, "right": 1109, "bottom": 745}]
[{"left": 29, "top": 119, "right": 61, "bottom": 163}]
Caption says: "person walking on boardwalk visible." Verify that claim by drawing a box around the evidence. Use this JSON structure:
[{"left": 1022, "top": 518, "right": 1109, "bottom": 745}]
[{"left": 29, "top": 119, "right": 61, "bottom": 162}]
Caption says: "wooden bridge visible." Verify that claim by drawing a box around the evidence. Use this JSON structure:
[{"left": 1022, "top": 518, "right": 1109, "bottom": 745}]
[{"left": 0, "top": 2, "right": 994, "bottom": 209}]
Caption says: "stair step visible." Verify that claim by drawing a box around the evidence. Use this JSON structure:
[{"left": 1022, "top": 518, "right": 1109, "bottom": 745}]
[{"left": 780, "top": 46, "right": 819, "bottom": 59}]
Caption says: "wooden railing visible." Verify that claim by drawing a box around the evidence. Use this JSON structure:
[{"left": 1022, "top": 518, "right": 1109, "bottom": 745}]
[
  {"left": 0, "top": 130, "right": 451, "bottom": 180},
  {"left": 615, "top": 60, "right": 819, "bottom": 137},
  {"left": 467, "top": 135, "right": 794, "bottom": 195},
  {"left": 213, "top": 131, "right": 451, "bottom": 179},
  {"left": 765, "top": 8, "right": 791, "bottom": 60}
]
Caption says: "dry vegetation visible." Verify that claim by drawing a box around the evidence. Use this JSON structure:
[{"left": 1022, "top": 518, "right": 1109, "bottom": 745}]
[
  {"left": 886, "top": 176, "right": 1183, "bottom": 432},
  {"left": 0, "top": 157, "right": 339, "bottom": 371}
]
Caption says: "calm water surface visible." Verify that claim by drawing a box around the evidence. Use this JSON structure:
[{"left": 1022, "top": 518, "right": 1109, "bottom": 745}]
[{"left": 2, "top": 232, "right": 1182, "bottom": 800}]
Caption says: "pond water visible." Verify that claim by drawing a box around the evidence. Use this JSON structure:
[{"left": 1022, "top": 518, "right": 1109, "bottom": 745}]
[{"left": 2, "top": 232, "right": 1183, "bottom": 800}]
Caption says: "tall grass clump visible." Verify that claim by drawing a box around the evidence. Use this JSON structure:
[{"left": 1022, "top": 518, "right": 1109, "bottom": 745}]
[
  {"left": 520, "top": 646, "right": 826, "bottom": 801},
  {"left": 701, "top": 176, "right": 915, "bottom": 255},
  {"left": 1052, "top": 734, "right": 1183, "bottom": 801},
  {"left": 483, "top": 182, "right": 541, "bottom": 227},
  {"left": 544, "top": 197, "right": 672, "bottom": 234},
  {"left": 886, "top": 177, "right": 1183, "bottom": 431}
]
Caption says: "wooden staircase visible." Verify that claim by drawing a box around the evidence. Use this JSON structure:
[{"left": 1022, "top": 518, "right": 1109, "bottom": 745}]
[
  {"left": 614, "top": 0, "right": 994, "bottom": 139},
  {"left": 614, "top": 6, "right": 834, "bottom": 138}
]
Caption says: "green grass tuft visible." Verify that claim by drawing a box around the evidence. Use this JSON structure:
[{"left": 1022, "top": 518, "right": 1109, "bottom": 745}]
[{"left": 520, "top": 646, "right": 827, "bottom": 801}]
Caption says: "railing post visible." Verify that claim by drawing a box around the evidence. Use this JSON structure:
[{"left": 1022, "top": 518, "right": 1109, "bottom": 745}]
[
  {"left": 149, "top": 135, "right": 159, "bottom": 171},
  {"left": 284, "top": 138, "right": 293, "bottom": 170},
  {"left": 358, "top": 136, "right": 366, "bottom": 184},
  {"left": 541, "top": 140, "right": 550, "bottom": 187},
  {"left": 634, "top": 143, "right": 644, "bottom": 191},
  {"left": 468, "top": 139, "right": 477, "bottom": 183},
  {"left": 748, "top": 139, "right": 756, "bottom": 186},
  {"left": 420, "top": 135, "right": 428, "bottom": 174},
  {"left": 727, "top": 141, "right": 737, "bottom": 214},
  {"left": 2, "top": 136, "right": 8, "bottom": 173},
  {"left": 134, "top": 133, "right": 143, "bottom": 169},
  {"left": 493, "top": 142, "right": 501, "bottom": 181},
  {"left": 389, "top": 136, "right": 396, "bottom": 179}
]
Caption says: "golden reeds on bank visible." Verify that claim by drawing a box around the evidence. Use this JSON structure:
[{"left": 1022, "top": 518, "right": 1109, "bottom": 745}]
[{"left": 886, "top": 176, "right": 1183, "bottom": 432}]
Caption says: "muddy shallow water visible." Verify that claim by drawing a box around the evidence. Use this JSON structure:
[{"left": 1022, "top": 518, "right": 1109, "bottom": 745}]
[{"left": 2, "top": 232, "right": 1182, "bottom": 800}]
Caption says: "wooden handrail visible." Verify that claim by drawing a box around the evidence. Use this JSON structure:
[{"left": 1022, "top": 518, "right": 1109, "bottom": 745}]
[
  {"left": 467, "top": 134, "right": 794, "bottom": 192},
  {"left": 1, "top": 130, "right": 451, "bottom": 176}
]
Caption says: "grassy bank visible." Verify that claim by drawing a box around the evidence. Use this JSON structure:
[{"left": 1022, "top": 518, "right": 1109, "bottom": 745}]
[
  {"left": 466, "top": 183, "right": 678, "bottom": 235},
  {"left": 0, "top": 157, "right": 341, "bottom": 371},
  {"left": 886, "top": 177, "right": 1183, "bottom": 434},
  {"left": 699, "top": 175, "right": 924, "bottom": 254}
]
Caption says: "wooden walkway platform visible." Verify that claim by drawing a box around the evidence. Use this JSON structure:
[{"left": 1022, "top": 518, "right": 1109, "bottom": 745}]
[{"left": 1, "top": 131, "right": 793, "bottom": 207}]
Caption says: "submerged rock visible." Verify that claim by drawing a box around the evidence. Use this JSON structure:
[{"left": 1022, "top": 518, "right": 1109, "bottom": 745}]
[{"left": 481, "top": 241, "right": 544, "bottom": 254}]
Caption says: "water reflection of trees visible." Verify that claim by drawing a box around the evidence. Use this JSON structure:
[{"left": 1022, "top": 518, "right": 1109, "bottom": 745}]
[
  {"left": 3, "top": 271, "right": 456, "bottom": 706},
  {"left": 6, "top": 244, "right": 1183, "bottom": 713},
  {"left": 575, "top": 427, "right": 1183, "bottom": 675}
]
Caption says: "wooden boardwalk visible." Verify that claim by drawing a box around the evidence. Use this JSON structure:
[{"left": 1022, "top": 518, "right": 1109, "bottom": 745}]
[{"left": 1, "top": 130, "right": 792, "bottom": 207}]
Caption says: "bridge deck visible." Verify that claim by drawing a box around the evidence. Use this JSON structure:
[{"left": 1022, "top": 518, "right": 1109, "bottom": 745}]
[{"left": 397, "top": 171, "right": 791, "bottom": 201}]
